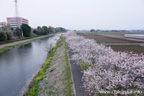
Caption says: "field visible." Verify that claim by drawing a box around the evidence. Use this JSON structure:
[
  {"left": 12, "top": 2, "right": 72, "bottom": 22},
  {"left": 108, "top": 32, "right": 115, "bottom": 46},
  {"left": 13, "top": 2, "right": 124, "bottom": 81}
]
[{"left": 78, "top": 32, "right": 144, "bottom": 54}]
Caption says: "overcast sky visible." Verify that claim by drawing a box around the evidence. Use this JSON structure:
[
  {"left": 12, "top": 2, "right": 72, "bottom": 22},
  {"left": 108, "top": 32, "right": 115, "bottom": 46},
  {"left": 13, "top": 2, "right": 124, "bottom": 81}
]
[{"left": 0, "top": 0, "right": 144, "bottom": 30}]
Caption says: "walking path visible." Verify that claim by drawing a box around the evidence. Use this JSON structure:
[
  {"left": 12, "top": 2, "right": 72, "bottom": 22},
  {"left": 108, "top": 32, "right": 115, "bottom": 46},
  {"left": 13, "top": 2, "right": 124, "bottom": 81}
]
[
  {"left": 0, "top": 35, "right": 52, "bottom": 49},
  {"left": 67, "top": 45, "right": 92, "bottom": 96}
]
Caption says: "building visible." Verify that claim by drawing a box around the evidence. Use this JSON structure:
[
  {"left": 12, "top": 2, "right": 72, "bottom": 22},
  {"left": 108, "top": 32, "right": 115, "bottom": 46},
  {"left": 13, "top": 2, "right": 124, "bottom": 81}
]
[{"left": 7, "top": 17, "right": 29, "bottom": 28}]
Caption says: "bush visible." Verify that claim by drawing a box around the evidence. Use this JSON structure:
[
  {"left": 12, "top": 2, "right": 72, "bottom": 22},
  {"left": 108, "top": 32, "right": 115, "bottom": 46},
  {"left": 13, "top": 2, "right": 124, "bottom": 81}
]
[
  {"left": 21, "top": 24, "right": 31, "bottom": 37},
  {"left": 33, "top": 29, "right": 39, "bottom": 35},
  {"left": 6, "top": 32, "right": 14, "bottom": 40},
  {"left": 42, "top": 26, "right": 48, "bottom": 35},
  {"left": 0, "top": 31, "right": 7, "bottom": 41},
  {"left": 37, "top": 26, "right": 45, "bottom": 35},
  {"left": 14, "top": 27, "right": 22, "bottom": 38}
]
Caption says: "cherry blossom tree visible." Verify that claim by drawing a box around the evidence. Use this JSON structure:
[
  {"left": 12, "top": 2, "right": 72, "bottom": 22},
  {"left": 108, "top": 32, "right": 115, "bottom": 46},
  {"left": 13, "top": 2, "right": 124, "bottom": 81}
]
[{"left": 65, "top": 31, "right": 144, "bottom": 95}]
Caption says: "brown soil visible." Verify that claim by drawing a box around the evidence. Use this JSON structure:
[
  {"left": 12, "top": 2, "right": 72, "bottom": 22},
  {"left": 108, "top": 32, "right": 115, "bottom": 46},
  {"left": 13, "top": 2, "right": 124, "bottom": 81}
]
[
  {"left": 79, "top": 33, "right": 144, "bottom": 43},
  {"left": 78, "top": 33, "right": 144, "bottom": 54},
  {"left": 109, "top": 45, "right": 144, "bottom": 54}
]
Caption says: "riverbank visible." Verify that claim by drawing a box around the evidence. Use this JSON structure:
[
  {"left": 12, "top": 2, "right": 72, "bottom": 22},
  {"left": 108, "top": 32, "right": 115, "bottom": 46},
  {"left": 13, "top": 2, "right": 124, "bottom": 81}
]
[
  {"left": 0, "top": 34, "right": 38, "bottom": 45},
  {"left": 0, "top": 34, "right": 54, "bottom": 53},
  {"left": 23, "top": 35, "right": 74, "bottom": 96}
]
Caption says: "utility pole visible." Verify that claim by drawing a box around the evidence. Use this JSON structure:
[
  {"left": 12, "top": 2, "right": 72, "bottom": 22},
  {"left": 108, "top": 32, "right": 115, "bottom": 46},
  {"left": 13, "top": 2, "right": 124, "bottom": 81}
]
[
  {"left": 15, "top": 0, "right": 19, "bottom": 28},
  {"left": 14, "top": 0, "right": 23, "bottom": 37}
]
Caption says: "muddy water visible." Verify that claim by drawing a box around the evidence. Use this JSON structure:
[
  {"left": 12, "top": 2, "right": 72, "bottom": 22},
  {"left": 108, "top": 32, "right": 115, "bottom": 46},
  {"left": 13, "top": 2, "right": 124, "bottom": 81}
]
[{"left": 0, "top": 33, "right": 63, "bottom": 96}]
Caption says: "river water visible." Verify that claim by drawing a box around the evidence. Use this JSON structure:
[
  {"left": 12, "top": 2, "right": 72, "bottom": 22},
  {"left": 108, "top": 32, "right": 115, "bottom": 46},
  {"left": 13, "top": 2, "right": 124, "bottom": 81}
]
[{"left": 0, "top": 33, "right": 63, "bottom": 96}]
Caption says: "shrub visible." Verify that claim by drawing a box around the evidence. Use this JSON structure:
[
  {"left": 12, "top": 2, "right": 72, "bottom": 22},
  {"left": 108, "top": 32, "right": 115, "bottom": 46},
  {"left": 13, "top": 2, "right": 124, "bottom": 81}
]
[
  {"left": 37, "top": 26, "right": 45, "bottom": 35},
  {"left": 21, "top": 24, "right": 31, "bottom": 37},
  {"left": 14, "top": 27, "right": 22, "bottom": 38},
  {"left": 0, "top": 31, "right": 7, "bottom": 41},
  {"left": 6, "top": 31, "right": 14, "bottom": 40},
  {"left": 33, "top": 29, "right": 39, "bottom": 35}
]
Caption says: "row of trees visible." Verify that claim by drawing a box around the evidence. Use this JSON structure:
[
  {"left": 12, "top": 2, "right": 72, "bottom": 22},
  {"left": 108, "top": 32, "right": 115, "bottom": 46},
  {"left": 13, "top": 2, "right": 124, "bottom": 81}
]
[
  {"left": 33, "top": 26, "right": 66, "bottom": 35},
  {"left": 65, "top": 31, "right": 144, "bottom": 95},
  {"left": 0, "top": 23, "right": 67, "bottom": 42},
  {"left": 0, "top": 24, "right": 31, "bottom": 41},
  {"left": 90, "top": 29, "right": 139, "bottom": 32}
]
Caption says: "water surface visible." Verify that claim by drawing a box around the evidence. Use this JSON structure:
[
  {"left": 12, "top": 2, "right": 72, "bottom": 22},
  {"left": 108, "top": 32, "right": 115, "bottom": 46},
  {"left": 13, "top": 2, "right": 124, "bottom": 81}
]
[{"left": 0, "top": 33, "right": 62, "bottom": 96}]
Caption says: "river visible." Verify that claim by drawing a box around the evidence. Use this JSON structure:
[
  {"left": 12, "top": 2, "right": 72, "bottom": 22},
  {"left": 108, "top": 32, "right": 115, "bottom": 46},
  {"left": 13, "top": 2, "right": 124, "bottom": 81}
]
[{"left": 0, "top": 33, "right": 63, "bottom": 96}]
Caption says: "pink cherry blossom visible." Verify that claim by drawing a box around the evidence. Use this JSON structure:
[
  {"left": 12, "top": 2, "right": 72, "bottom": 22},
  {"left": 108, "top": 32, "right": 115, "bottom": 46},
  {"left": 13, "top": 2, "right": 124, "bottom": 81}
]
[{"left": 65, "top": 31, "right": 144, "bottom": 95}]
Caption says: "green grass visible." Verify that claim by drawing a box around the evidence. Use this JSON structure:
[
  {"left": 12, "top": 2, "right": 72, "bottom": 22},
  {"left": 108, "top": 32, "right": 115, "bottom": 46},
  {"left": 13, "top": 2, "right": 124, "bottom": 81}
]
[
  {"left": 24, "top": 35, "right": 75, "bottom": 96},
  {"left": 23, "top": 43, "right": 58, "bottom": 96},
  {"left": 0, "top": 41, "right": 33, "bottom": 53},
  {"left": 79, "top": 62, "right": 90, "bottom": 71},
  {"left": 0, "top": 34, "right": 53, "bottom": 53},
  {"left": 45, "top": 82, "right": 48, "bottom": 84},
  {"left": 0, "top": 34, "right": 38, "bottom": 45},
  {"left": 0, "top": 33, "right": 54, "bottom": 45},
  {"left": 64, "top": 38, "right": 75, "bottom": 96},
  {"left": 30, "top": 33, "right": 38, "bottom": 37},
  {"left": 49, "top": 68, "right": 55, "bottom": 72}
]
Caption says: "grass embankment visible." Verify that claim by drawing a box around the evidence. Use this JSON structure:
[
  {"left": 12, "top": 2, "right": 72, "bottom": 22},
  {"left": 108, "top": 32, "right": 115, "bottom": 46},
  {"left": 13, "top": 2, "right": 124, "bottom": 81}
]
[
  {"left": 24, "top": 35, "right": 74, "bottom": 96},
  {"left": 0, "top": 33, "right": 39, "bottom": 45},
  {"left": 64, "top": 39, "right": 75, "bottom": 96},
  {"left": 0, "top": 34, "right": 53, "bottom": 53}
]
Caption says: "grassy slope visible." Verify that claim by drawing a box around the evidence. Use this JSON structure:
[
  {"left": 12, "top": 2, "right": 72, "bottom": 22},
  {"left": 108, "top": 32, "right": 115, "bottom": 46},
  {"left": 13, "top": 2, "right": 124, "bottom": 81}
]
[
  {"left": 24, "top": 36, "right": 74, "bottom": 96},
  {"left": 0, "top": 34, "right": 53, "bottom": 53},
  {"left": 0, "top": 33, "right": 39, "bottom": 45}
]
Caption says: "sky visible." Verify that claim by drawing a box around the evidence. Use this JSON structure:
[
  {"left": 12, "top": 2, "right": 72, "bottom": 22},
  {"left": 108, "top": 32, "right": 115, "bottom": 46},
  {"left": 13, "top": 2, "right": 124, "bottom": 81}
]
[{"left": 0, "top": 0, "right": 144, "bottom": 30}]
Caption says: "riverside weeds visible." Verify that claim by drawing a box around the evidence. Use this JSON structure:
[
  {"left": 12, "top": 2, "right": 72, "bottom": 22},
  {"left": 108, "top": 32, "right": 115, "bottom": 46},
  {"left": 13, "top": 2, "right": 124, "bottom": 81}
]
[
  {"left": 23, "top": 41, "right": 58, "bottom": 96},
  {"left": 64, "top": 39, "right": 75, "bottom": 96},
  {"left": 24, "top": 35, "right": 74, "bottom": 96}
]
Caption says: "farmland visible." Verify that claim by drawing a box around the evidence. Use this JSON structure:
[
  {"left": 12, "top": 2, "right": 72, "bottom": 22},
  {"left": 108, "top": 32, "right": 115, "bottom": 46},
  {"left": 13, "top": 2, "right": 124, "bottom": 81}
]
[{"left": 78, "top": 32, "right": 144, "bottom": 54}]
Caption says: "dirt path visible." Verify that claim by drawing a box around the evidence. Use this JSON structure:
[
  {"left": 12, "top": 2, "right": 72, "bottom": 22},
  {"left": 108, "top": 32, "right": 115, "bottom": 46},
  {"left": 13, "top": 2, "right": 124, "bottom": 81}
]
[{"left": 0, "top": 35, "right": 51, "bottom": 49}]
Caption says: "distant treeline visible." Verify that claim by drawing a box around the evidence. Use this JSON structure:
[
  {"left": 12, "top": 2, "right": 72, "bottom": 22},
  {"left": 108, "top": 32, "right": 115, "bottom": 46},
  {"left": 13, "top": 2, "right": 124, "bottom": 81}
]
[
  {"left": 88, "top": 29, "right": 144, "bottom": 32},
  {"left": 33, "top": 26, "right": 67, "bottom": 35},
  {"left": 90, "top": 29, "right": 127, "bottom": 32},
  {"left": 0, "top": 23, "right": 67, "bottom": 42}
]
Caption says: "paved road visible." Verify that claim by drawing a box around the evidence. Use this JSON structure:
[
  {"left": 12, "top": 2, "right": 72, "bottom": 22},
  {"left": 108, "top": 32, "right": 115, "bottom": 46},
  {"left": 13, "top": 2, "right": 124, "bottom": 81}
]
[{"left": 67, "top": 45, "right": 93, "bottom": 96}]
